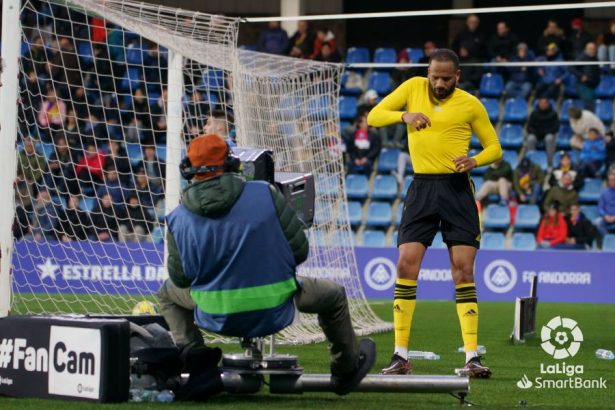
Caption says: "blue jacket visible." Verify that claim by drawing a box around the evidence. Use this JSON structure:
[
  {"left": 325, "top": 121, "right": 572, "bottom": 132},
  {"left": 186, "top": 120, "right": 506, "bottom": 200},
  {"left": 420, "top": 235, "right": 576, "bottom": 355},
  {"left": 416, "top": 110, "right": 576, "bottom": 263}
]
[
  {"left": 599, "top": 187, "right": 615, "bottom": 217},
  {"left": 580, "top": 138, "right": 606, "bottom": 163}
]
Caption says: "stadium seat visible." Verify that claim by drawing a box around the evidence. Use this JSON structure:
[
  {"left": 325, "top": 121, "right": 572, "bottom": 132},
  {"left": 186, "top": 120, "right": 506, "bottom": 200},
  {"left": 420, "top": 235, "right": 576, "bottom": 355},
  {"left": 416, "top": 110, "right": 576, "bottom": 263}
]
[
  {"left": 345, "top": 174, "right": 369, "bottom": 200},
  {"left": 156, "top": 145, "right": 167, "bottom": 161},
  {"left": 479, "top": 73, "right": 504, "bottom": 97},
  {"left": 405, "top": 47, "right": 424, "bottom": 63},
  {"left": 120, "top": 67, "right": 142, "bottom": 92},
  {"left": 400, "top": 175, "right": 413, "bottom": 198},
  {"left": 514, "top": 204, "right": 541, "bottom": 230},
  {"left": 373, "top": 47, "right": 397, "bottom": 64},
  {"left": 512, "top": 232, "right": 537, "bottom": 250},
  {"left": 579, "top": 178, "right": 603, "bottom": 203},
  {"left": 431, "top": 231, "right": 447, "bottom": 249},
  {"left": 317, "top": 174, "right": 340, "bottom": 197},
  {"left": 151, "top": 226, "right": 164, "bottom": 244},
  {"left": 370, "top": 175, "right": 398, "bottom": 200},
  {"left": 391, "top": 230, "right": 398, "bottom": 246},
  {"left": 595, "top": 99, "right": 613, "bottom": 124},
  {"left": 346, "top": 47, "right": 370, "bottom": 66},
  {"left": 340, "top": 71, "right": 364, "bottom": 95},
  {"left": 346, "top": 201, "right": 363, "bottom": 226},
  {"left": 480, "top": 98, "right": 500, "bottom": 123},
  {"left": 472, "top": 176, "right": 484, "bottom": 193},
  {"left": 525, "top": 150, "right": 548, "bottom": 171},
  {"left": 395, "top": 202, "right": 404, "bottom": 225},
  {"left": 481, "top": 232, "right": 506, "bottom": 250},
  {"left": 361, "top": 230, "right": 387, "bottom": 247},
  {"left": 76, "top": 41, "right": 94, "bottom": 67},
  {"left": 559, "top": 99, "right": 584, "bottom": 123},
  {"left": 307, "top": 95, "right": 331, "bottom": 120},
  {"left": 595, "top": 75, "right": 615, "bottom": 98},
  {"left": 367, "top": 71, "right": 393, "bottom": 94},
  {"left": 556, "top": 124, "right": 572, "bottom": 149},
  {"left": 602, "top": 234, "right": 615, "bottom": 251},
  {"left": 470, "top": 133, "right": 481, "bottom": 149},
  {"left": 377, "top": 148, "right": 400, "bottom": 173},
  {"left": 80, "top": 197, "right": 97, "bottom": 213},
  {"left": 483, "top": 204, "right": 510, "bottom": 230},
  {"left": 331, "top": 229, "right": 355, "bottom": 246},
  {"left": 580, "top": 205, "right": 599, "bottom": 221},
  {"left": 338, "top": 96, "right": 358, "bottom": 120},
  {"left": 499, "top": 123, "right": 524, "bottom": 149},
  {"left": 311, "top": 229, "right": 326, "bottom": 247},
  {"left": 365, "top": 201, "right": 393, "bottom": 227},
  {"left": 563, "top": 74, "right": 578, "bottom": 98},
  {"left": 279, "top": 96, "right": 301, "bottom": 121},
  {"left": 502, "top": 98, "right": 528, "bottom": 123},
  {"left": 126, "top": 143, "right": 143, "bottom": 165},
  {"left": 314, "top": 199, "right": 334, "bottom": 225},
  {"left": 502, "top": 149, "right": 519, "bottom": 169},
  {"left": 203, "top": 69, "right": 225, "bottom": 89}
]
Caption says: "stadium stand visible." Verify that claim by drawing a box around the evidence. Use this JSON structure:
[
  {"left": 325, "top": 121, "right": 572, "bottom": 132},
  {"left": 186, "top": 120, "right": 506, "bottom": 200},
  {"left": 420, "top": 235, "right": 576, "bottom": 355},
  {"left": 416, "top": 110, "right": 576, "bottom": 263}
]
[
  {"left": 479, "top": 73, "right": 504, "bottom": 97},
  {"left": 480, "top": 232, "right": 506, "bottom": 249},
  {"left": 346, "top": 174, "right": 369, "bottom": 200},
  {"left": 365, "top": 201, "right": 393, "bottom": 227},
  {"left": 514, "top": 204, "right": 541, "bottom": 230},
  {"left": 370, "top": 175, "right": 398, "bottom": 200},
  {"left": 361, "top": 229, "right": 387, "bottom": 247},
  {"left": 512, "top": 232, "right": 537, "bottom": 250},
  {"left": 483, "top": 204, "right": 511, "bottom": 230}
]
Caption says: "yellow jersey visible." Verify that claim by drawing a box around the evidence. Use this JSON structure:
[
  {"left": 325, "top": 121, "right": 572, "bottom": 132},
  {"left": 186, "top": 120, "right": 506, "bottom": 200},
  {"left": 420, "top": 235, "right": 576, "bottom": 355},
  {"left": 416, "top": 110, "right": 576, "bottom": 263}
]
[{"left": 367, "top": 77, "right": 502, "bottom": 174}]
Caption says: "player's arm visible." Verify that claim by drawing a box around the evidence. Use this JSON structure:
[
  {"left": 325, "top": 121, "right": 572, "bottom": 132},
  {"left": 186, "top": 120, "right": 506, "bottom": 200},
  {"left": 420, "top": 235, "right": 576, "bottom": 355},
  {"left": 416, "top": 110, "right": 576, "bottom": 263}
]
[
  {"left": 470, "top": 101, "right": 503, "bottom": 167},
  {"left": 367, "top": 81, "right": 410, "bottom": 127}
]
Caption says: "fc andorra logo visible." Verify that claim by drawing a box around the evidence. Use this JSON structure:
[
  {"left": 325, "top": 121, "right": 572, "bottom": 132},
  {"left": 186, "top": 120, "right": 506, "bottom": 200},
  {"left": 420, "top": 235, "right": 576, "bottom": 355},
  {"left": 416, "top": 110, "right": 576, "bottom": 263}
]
[
  {"left": 364, "top": 257, "right": 397, "bottom": 291},
  {"left": 540, "top": 316, "right": 584, "bottom": 359},
  {"left": 483, "top": 259, "right": 517, "bottom": 293}
]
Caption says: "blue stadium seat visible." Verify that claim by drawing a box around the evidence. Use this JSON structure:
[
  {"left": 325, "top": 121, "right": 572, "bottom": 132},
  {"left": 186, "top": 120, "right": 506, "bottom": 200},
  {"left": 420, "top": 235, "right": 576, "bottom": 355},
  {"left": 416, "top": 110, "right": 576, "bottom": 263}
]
[
  {"left": 502, "top": 150, "right": 519, "bottom": 169},
  {"left": 479, "top": 73, "right": 504, "bottom": 97},
  {"left": 480, "top": 98, "right": 500, "bottom": 123},
  {"left": 472, "top": 176, "right": 484, "bottom": 193},
  {"left": 400, "top": 175, "right": 413, "bottom": 198},
  {"left": 502, "top": 98, "right": 528, "bottom": 123},
  {"left": 602, "top": 234, "right": 615, "bottom": 251},
  {"left": 431, "top": 231, "right": 447, "bottom": 249},
  {"left": 512, "top": 232, "right": 537, "bottom": 250},
  {"left": 331, "top": 230, "right": 355, "bottom": 246},
  {"left": 499, "top": 123, "right": 524, "bottom": 149},
  {"left": 470, "top": 133, "right": 481, "bottom": 149},
  {"left": 314, "top": 199, "right": 334, "bottom": 225},
  {"left": 563, "top": 74, "right": 578, "bottom": 98},
  {"left": 311, "top": 229, "right": 326, "bottom": 247},
  {"left": 579, "top": 178, "right": 603, "bottom": 203},
  {"left": 120, "top": 67, "right": 142, "bottom": 92},
  {"left": 156, "top": 145, "right": 167, "bottom": 162},
  {"left": 595, "top": 75, "right": 615, "bottom": 98},
  {"left": 377, "top": 148, "right": 400, "bottom": 173},
  {"left": 307, "top": 95, "right": 331, "bottom": 120},
  {"left": 346, "top": 201, "right": 363, "bottom": 226},
  {"left": 126, "top": 143, "right": 143, "bottom": 165},
  {"left": 367, "top": 71, "right": 393, "bottom": 94},
  {"left": 525, "top": 150, "right": 548, "bottom": 171},
  {"left": 559, "top": 99, "right": 584, "bottom": 123},
  {"left": 406, "top": 48, "right": 424, "bottom": 63},
  {"left": 340, "top": 71, "right": 363, "bottom": 95},
  {"left": 580, "top": 205, "right": 599, "bottom": 221},
  {"left": 514, "top": 204, "right": 541, "bottom": 229},
  {"left": 395, "top": 202, "right": 404, "bottom": 225},
  {"left": 373, "top": 47, "right": 397, "bottom": 64},
  {"left": 595, "top": 99, "right": 613, "bottom": 124},
  {"left": 80, "top": 197, "right": 97, "bottom": 213},
  {"left": 279, "top": 96, "right": 301, "bottom": 121},
  {"left": 76, "top": 41, "right": 94, "bottom": 67},
  {"left": 203, "top": 69, "right": 225, "bottom": 89},
  {"left": 483, "top": 204, "right": 511, "bottom": 229},
  {"left": 279, "top": 122, "right": 296, "bottom": 137},
  {"left": 361, "top": 230, "right": 387, "bottom": 247},
  {"left": 339, "top": 96, "right": 358, "bottom": 120},
  {"left": 317, "top": 174, "right": 340, "bottom": 197},
  {"left": 481, "top": 232, "right": 506, "bottom": 249},
  {"left": 151, "top": 226, "right": 164, "bottom": 244},
  {"left": 365, "top": 201, "right": 393, "bottom": 227},
  {"left": 345, "top": 174, "right": 369, "bottom": 200},
  {"left": 391, "top": 230, "right": 398, "bottom": 246},
  {"left": 346, "top": 47, "right": 370, "bottom": 66},
  {"left": 370, "top": 175, "right": 398, "bottom": 200},
  {"left": 557, "top": 124, "right": 572, "bottom": 149}
]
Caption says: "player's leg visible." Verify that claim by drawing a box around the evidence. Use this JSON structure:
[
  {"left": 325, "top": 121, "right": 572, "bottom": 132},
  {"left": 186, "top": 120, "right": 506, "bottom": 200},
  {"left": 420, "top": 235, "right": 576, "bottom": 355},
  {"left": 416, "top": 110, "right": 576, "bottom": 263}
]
[{"left": 157, "top": 278, "right": 203, "bottom": 348}]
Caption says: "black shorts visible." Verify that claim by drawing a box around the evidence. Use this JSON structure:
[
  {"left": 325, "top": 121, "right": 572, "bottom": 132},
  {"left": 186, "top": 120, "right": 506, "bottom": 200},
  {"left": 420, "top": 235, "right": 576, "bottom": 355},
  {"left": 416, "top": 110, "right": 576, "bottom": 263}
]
[{"left": 398, "top": 173, "right": 480, "bottom": 249}]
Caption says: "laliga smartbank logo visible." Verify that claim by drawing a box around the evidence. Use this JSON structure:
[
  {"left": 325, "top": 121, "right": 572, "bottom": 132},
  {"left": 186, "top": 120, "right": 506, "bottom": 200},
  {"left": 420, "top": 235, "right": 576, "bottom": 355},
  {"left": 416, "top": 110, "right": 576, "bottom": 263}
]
[{"left": 516, "top": 316, "right": 607, "bottom": 390}]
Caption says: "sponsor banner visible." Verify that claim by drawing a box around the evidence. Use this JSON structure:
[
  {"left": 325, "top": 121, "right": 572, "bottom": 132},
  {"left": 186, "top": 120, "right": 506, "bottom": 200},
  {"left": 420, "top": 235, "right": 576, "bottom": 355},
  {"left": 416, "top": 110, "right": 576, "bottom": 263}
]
[{"left": 357, "top": 248, "right": 615, "bottom": 303}]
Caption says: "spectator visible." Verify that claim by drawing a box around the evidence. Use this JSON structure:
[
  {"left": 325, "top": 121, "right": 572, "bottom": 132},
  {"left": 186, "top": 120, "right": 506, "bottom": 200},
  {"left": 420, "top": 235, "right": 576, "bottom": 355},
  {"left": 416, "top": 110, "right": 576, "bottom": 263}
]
[
  {"left": 579, "top": 127, "right": 606, "bottom": 178},
  {"left": 595, "top": 170, "right": 615, "bottom": 237},
  {"left": 143, "top": 42, "right": 167, "bottom": 90},
  {"left": 38, "top": 88, "right": 67, "bottom": 140},
  {"left": 257, "top": 21, "right": 288, "bottom": 55},
  {"left": 391, "top": 50, "right": 414, "bottom": 88},
  {"left": 597, "top": 19, "right": 615, "bottom": 69},
  {"left": 513, "top": 157, "right": 544, "bottom": 204},
  {"left": 91, "top": 193, "right": 127, "bottom": 241},
  {"left": 504, "top": 43, "right": 535, "bottom": 99},
  {"left": 107, "top": 140, "right": 133, "bottom": 183},
  {"left": 76, "top": 142, "right": 107, "bottom": 193},
  {"left": 537, "top": 201, "right": 568, "bottom": 248},
  {"left": 487, "top": 21, "right": 519, "bottom": 62},
  {"left": 133, "top": 168, "right": 163, "bottom": 209},
  {"left": 356, "top": 90, "right": 391, "bottom": 145},
  {"left": 43, "top": 156, "right": 70, "bottom": 198},
  {"left": 60, "top": 195, "right": 92, "bottom": 241},
  {"left": 457, "top": 46, "right": 482, "bottom": 95},
  {"left": 566, "top": 18, "right": 593, "bottom": 60},
  {"left": 357, "top": 89, "right": 379, "bottom": 119},
  {"left": 524, "top": 97, "right": 559, "bottom": 166},
  {"left": 63, "top": 110, "right": 81, "bottom": 147},
  {"left": 535, "top": 43, "right": 569, "bottom": 100},
  {"left": 542, "top": 172, "right": 579, "bottom": 214},
  {"left": 548, "top": 151, "right": 584, "bottom": 191},
  {"left": 30, "top": 188, "right": 63, "bottom": 241},
  {"left": 17, "top": 136, "right": 46, "bottom": 184},
  {"left": 204, "top": 109, "right": 234, "bottom": 146},
  {"left": 563, "top": 203, "right": 599, "bottom": 249},
  {"left": 149, "top": 87, "right": 168, "bottom": 144},
  {"left": 137, "top": 145, "right": 166, "bottom": 188},
  {"left": 605, "top": 131, "right": 615, "bottom": 168},
  {"left": 536, "top": 19, "right": 566, "bottom": 55},
  {"left": 313, "top": 41, "right": 341, "bottom": 63},
  {"left": 570, "top": 42, "right": 600, "bottom": 111},
  {"left": 451, "top": 14, "right": 486, "bottom": 60},
  {"left": 123, "top": 194, "right": 154, "bottom": 242},
  {"left": 568, "top": 106, "right": 606, "bottom": 150},
  {"left": 415, "top": 40, "right": 437, "bottom": 77},
  {"left": 286, "top": 20, "right": 315, "bottom": 59},
  {"left": 96, "top": 167, "right": 131, "bottom": 204},
  {"left": 51, "top": 37, "right": 83, "bottom": 89},
  {"left": 132, "top": 87, "right": 152, "bottom": 133},
  {"left": 345, "top": 115, "right": 381, "bottom": 175},
  {"left": 475, "top": 158, "right": 513, "bottom": 205},
  {"left": 311, "top": 27, "right": 337, "bottom": 59}
]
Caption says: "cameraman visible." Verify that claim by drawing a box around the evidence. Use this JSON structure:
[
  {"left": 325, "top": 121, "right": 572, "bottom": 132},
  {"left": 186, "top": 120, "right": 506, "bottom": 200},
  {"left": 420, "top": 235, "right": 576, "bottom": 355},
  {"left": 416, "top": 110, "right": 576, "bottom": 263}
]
[{"left": 157, "top": 134, "right": 375, "bottom": 395}]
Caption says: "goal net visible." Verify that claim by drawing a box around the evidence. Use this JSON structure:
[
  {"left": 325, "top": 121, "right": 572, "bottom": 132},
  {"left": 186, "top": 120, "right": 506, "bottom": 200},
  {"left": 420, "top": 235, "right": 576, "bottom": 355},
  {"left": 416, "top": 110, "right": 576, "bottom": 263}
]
[{"left": 6, "top": 0, "right": 390, "bottom": 343}]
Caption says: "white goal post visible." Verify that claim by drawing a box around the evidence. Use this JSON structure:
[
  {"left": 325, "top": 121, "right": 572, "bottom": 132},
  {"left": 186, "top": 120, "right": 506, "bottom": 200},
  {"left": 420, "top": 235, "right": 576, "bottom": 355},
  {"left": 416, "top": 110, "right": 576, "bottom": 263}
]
[{"left": 0, "top": 0, "right": 390, "bottom": 343}]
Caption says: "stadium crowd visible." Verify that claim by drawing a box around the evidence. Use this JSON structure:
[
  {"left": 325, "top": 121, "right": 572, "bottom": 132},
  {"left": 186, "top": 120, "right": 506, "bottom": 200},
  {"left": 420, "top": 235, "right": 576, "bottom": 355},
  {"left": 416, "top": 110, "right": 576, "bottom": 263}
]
[{"left": 10, "top": 3, "right": 615, "bottom": 250}]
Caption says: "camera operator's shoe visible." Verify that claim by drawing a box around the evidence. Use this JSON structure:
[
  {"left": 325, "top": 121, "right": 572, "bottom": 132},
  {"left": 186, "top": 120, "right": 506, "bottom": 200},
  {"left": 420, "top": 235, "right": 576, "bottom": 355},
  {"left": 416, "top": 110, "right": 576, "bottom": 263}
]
[
  {"left": 380, "top": 353, "right": 411, "bottom": 375},
  {"left": 463, "top": 356, "right": 492, "bottom": 378},
  {"left": 331, "top": 338, "right": 376, "bottom": 396}
]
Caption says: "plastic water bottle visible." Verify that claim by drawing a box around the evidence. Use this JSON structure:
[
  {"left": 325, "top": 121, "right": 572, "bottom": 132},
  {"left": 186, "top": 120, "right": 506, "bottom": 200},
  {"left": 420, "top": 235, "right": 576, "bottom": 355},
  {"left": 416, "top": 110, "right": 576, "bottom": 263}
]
[
  {"left": 457, "top": 345, "right": 487, "bottom": 354},
  {"left": 407, "top": 350, "right": 440, "bottom": 360},
  {"left": 595, "top": 349, "right": 615, "bottom": 360},
  {"left": 156, "top": 390, "right": 175, "bottom": 403},
  {"left": 129, "top": 388, "right": 175, "bottom": 403}
]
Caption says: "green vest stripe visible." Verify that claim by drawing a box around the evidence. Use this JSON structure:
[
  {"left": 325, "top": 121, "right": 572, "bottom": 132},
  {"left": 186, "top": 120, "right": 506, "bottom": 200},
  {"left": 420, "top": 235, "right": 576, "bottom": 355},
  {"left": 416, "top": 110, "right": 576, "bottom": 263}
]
[{"left": 190, "top": 277, "right": 297, "bottom": 314}]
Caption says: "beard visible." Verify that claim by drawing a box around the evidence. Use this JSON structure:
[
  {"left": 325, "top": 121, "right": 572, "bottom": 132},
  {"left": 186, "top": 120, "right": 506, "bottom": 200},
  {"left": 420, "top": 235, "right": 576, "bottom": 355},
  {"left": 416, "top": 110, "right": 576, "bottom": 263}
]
[{"left": 430, "top": 80, "right": 456, "bottom": 100}]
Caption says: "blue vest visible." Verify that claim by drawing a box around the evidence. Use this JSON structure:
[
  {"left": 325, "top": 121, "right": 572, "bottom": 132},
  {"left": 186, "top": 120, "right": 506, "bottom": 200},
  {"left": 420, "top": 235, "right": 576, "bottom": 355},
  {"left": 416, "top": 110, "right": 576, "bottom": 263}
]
[{"left": 166, "top": 181, "right": 297, "bottom": 337}]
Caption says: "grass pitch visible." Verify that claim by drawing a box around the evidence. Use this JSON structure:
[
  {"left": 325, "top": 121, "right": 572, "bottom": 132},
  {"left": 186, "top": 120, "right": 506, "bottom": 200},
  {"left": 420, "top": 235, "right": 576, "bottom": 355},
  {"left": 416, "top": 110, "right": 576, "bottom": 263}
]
[{"left": 1, "top": 300, "right": 614, "bottom": 409}]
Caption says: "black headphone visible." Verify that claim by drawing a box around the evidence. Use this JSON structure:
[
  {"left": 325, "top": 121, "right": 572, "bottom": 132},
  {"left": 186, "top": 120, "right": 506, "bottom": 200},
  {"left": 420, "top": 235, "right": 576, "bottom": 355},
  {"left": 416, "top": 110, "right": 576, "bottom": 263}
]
[{"left": 179, "top": 141, "right": 241, "bottom": 180}]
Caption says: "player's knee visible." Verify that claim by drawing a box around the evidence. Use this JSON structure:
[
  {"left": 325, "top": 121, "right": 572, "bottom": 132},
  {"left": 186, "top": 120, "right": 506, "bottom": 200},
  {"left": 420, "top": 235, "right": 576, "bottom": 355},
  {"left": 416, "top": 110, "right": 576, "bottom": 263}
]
[
  {"left": 397, "top": 256, "right": 419, "bottom": 278},
  {"left": 156, "top": 279, "right": 171, "bottom": 303},
  {"left": 329, "top": 282, "right": 348, "bottom": 307},
  {"left": 452, "top": 261, "right": 474, "bottom": 281}
]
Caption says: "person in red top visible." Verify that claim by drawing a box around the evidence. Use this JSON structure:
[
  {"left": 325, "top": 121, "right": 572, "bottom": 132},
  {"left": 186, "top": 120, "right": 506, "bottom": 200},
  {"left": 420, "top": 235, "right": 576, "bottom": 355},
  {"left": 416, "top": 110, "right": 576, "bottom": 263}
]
[
  {"left": 76, "top": 142, "right": 107, "bottom": 193},
  {"left": 537, "top": 201, "right": 568, "bottom": 248}
]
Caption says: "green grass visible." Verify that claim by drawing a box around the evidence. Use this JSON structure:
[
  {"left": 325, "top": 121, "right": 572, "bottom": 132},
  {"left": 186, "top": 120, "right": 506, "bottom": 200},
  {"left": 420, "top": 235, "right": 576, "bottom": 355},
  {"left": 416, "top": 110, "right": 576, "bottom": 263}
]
[{"left": 2, "top": 300, "right": 614, "bottom": 409}]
